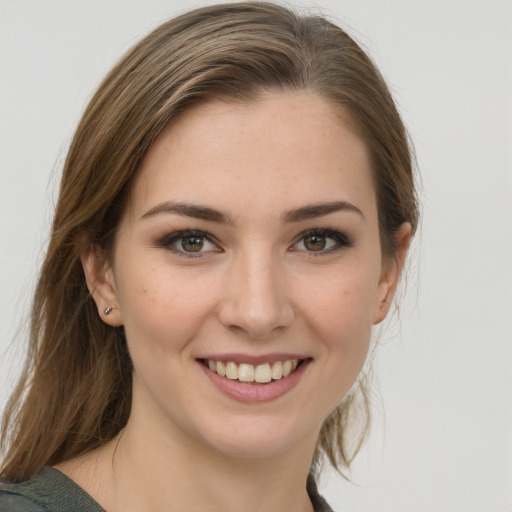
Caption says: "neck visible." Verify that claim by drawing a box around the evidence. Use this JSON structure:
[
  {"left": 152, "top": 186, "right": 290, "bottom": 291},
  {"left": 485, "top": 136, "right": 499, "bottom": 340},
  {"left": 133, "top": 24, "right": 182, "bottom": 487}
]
[
  {"left": 104, "top": 418, "right": 317, "bottom": 512},
  {"left": 56, "top": 383, "right": 322, "bottom": 512}
]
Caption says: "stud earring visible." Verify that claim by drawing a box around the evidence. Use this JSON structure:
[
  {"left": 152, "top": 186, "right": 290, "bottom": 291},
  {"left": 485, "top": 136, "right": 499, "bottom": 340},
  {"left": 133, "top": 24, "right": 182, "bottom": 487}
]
[{"left": 104, "top": 307, "right": 113, "bottom": 316}]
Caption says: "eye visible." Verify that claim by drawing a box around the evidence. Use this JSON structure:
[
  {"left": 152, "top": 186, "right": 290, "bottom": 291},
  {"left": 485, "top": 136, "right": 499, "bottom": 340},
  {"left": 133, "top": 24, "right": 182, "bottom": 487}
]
[
  {"left": 157, "top": 230, "right": 220, "bottom": 257},
  {"left": 292, "top": 229, "right": 351, "bottom": 254}
]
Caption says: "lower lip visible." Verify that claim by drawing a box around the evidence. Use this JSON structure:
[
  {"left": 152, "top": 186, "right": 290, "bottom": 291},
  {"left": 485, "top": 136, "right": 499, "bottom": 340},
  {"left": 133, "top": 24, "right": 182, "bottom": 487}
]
[{"left": 198, "top": 360, "right": 311, "bottom": 404}]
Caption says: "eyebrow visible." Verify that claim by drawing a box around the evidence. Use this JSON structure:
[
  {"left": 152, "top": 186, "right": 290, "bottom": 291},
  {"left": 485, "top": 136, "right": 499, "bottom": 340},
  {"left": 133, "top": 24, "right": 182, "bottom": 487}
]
[
  {"left": 140, "top": 202, "right": 236, "bottom": 224},
  {"left": 140, "top": 200, "right": 365, "bottom": 224},
  {"left": 282, "top": 201, "right": 365, "bottom": 223}
]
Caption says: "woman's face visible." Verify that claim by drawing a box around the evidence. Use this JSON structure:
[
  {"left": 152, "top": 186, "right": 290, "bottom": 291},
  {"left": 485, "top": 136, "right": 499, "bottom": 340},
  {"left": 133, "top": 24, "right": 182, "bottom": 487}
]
[{"left": 91, "top": 92, "right": 402, "bottom": 459}]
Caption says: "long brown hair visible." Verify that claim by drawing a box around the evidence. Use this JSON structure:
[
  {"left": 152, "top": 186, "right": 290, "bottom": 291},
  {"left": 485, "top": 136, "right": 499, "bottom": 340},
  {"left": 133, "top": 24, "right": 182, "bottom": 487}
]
[{"left": 1, "top": 1, "right": 418, "bottom": 482}]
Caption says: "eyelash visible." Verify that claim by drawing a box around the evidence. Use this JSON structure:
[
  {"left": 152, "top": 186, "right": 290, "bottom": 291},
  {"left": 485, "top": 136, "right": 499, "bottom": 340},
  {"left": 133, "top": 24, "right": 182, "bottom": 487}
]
[
  {"left": 292, "top": 229, "right": 352, "bottom": 256},
  {"left": 156, "top": 228, "right": 352, "bottom": 258},
  {"left": 156, "top": 229, "right": 219, "bottom": 258}
]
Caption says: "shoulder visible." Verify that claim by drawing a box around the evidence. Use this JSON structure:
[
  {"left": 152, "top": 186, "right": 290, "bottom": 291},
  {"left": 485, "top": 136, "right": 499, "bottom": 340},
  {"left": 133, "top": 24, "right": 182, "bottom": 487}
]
[
  {"left": 0, "top": 467, "right": 105, "bottom": 512},
  {"left": 307, "top": 475, "right": 335, "bottom": 512},
  {"left": 0, "top": 478, "right": 47, "bottom": 511},
  {"left": 311, "top": 492, "right": 336, "bottom": 512}
]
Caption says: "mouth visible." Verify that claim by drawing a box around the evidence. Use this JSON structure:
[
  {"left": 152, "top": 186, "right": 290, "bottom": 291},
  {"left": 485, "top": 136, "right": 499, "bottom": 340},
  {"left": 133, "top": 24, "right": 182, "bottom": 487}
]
[
  {"left": 200, "top": 358, "right": 307, "bottom": 385},
  {"left": 198, "top": 356, "right": 312, "bottom": 403}
]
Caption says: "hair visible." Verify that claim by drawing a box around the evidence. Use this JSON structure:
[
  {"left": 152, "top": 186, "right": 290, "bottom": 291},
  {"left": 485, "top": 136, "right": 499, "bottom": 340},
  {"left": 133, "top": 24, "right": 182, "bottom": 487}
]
[{"left": 1, "top": 1, "right": 418, "bottom": 484}]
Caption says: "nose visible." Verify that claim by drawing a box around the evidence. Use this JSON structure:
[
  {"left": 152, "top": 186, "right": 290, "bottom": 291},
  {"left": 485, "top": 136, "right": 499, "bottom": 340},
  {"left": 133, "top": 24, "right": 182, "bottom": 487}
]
[{"left": 217, "top": 249, "right": 294, "bottom": 339}]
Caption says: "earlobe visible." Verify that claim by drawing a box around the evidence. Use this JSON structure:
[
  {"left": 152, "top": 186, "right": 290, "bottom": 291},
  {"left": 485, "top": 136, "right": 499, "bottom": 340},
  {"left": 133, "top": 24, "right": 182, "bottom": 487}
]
[
  {"left": 372, "top": 222, "right": 411, "bottom": 325},
  {"left": 81, "top": 246, "right": 123, "bottom": 327}
]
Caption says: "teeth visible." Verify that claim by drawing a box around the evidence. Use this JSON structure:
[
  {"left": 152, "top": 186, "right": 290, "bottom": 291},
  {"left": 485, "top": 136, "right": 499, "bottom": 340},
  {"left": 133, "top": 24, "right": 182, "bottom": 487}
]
[
  {"left": 282, "top": 360, "right": 292, "bottom": 377},
  {"left": 255, "top": 363, "right": 272, "bottom": 383},
  {"left": 225, "top": 361, "right": 238, "bottom": 380},
  {"left": 238, "top": 364, "right": 255, "bottom": 382},
  {"left": 271, "top": 361, "right": 283, "bottom": 380},
  {"left": 206, "top": 359, "right": 300, "bottom": 384},
  {"left": 216, "top": 361, "right": 226, "bottom": 377}
]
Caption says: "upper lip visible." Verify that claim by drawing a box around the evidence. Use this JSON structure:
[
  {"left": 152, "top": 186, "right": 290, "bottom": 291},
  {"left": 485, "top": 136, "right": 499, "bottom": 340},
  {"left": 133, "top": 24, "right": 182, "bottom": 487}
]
[{"left": 197, "top": 353, "right": 310, "bottom": 365}]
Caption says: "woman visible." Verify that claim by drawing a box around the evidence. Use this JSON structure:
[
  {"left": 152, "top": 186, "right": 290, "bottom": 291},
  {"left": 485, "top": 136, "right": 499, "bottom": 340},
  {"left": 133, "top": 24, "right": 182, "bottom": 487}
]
[{"left": 0, "top": 2, "right": 418, "bottom": 511}]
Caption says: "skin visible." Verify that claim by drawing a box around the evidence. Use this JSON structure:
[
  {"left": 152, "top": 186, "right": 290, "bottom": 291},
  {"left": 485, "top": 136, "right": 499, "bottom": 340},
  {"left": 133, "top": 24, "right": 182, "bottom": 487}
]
[{"left": 60, "top": 92, "right": 410, "bottom": 512}]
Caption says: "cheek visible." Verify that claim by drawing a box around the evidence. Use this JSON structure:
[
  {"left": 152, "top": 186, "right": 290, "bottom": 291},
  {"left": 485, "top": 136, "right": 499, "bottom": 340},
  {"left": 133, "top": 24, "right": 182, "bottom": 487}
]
[
  {"left": 301, "top": 261, "right": 379, "bottom": 332},
  {"left": 298, "top": 264, "right": 379, "bottom": 381},
  {"left": 115, "top": 261, "right": 219, "bottom": 356}
]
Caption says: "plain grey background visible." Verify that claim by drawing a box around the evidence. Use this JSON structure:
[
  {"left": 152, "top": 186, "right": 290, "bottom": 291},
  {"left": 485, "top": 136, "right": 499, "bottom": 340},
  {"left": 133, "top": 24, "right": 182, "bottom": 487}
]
[{"left": 1, "top": 1, "right": 511, "bottom": 511}]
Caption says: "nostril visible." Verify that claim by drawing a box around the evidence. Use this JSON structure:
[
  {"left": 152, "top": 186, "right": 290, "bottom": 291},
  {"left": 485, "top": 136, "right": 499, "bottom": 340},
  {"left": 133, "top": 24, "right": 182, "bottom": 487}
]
[{"left": 216, "top": 273, "right": 294, "bottom": 337}]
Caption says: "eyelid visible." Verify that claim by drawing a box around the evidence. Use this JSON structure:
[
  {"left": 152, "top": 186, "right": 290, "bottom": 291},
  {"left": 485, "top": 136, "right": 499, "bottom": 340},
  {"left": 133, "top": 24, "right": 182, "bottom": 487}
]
[
  {"left": 155, "top": 227, "right": 351, "bottom": 258},
  {"left": 156, "top": 229, "right": 222, "bottom": 257},
  {"left": 290, "top": 228, "right": 352, "bottom": 255}
]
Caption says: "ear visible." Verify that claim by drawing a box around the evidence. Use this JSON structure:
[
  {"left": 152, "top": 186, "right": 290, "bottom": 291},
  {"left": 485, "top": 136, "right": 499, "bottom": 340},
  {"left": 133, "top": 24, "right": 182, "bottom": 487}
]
[
  {"left": 372, "top": 222, "right": 411, "bottom": 324},
  {"left": 81, "top": 246, "right": 123, "bottom": 327}
]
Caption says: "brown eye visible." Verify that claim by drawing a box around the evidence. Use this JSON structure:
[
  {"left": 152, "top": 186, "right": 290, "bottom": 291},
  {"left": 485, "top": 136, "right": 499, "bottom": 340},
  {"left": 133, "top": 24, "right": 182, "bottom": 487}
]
[
  {"left": 158, "top": 230, "right": 218, "bottom": 256},
  {"left": 303, "top": 235, "right": 327, "bottom": 251},
  {"left": 181, "top": 236, "right": 204, "bottom": 252},
  {"left": 292, "top": 229, "right": 351, "bottom": 254}
]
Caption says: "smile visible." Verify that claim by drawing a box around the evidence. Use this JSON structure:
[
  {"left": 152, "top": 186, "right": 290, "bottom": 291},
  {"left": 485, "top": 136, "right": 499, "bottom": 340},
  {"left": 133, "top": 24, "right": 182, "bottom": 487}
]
[
  {"left": 199, "top": 357, "right": 311, "bottom": 403},
  {"left": 203, "top": 359, "right": 300, "bottom": 384}
]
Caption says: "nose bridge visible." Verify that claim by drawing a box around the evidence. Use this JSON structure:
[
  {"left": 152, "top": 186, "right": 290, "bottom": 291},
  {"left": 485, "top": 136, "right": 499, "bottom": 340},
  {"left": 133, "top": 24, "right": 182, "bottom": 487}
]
[{"left": 218, "top": 243, "right": 293, "bottom": 338}]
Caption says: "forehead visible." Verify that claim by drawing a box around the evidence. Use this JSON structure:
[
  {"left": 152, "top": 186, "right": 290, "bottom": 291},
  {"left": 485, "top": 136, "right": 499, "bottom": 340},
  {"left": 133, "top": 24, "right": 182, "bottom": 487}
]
[{"left": 125, "top": 92, "right": 376, "bottom": 221}]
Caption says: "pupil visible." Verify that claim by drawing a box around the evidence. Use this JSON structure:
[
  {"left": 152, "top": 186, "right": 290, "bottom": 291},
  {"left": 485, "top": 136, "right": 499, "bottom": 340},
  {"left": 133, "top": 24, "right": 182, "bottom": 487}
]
[
  {"left": 182, "top": 236, "right": 203, "bottom": 252},
  {"left": 305, "top": 235, "right": 326, "bottom": 251}
]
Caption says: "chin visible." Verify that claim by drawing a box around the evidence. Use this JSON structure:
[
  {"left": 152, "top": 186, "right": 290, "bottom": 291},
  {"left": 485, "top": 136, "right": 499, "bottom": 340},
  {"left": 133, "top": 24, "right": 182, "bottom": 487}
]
[{"left": 190, "top": 411, "right": 321, "bottom": 461}]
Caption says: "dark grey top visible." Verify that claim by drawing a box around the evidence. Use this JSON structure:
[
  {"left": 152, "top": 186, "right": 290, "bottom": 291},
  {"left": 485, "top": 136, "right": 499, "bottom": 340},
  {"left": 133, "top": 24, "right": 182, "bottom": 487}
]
[
  {"left": 0, "top": 467, "right": 334, "bottom": 511},
  {"left": 0, "top": 468, "right": 104, "bottom": 511}
]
